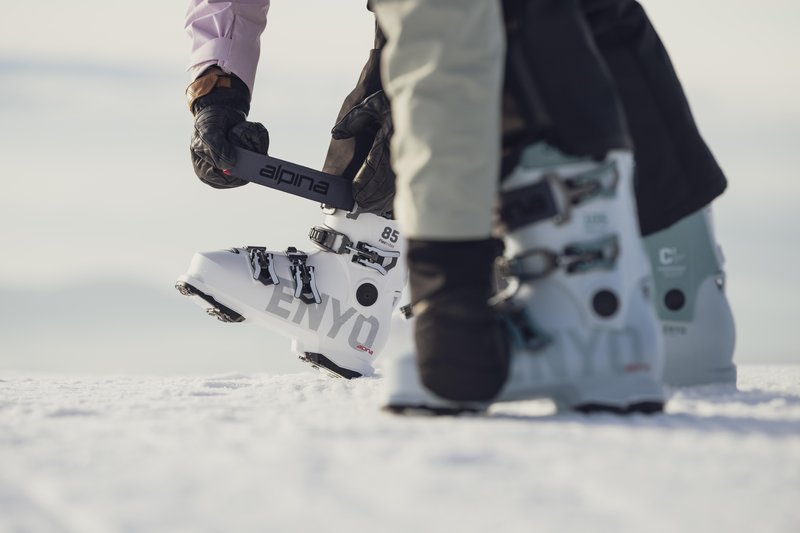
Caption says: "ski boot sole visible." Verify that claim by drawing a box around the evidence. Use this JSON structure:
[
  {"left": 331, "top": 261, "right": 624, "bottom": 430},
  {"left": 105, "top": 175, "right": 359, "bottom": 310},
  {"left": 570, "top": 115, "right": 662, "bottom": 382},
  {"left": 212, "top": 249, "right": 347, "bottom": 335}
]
[
  {"left": 573, "top": 401, "right": 664, "bottom": 415},
  {"left": 382, "top": 404, "right": 485, "bottom": 416},
  {"left": 383, "top": 400, "right": 663, "bottom": 417},
  {"left": 175, "top": 281, "right": 245, "bottom": 324},
  {"left": 299, "top": 352, "right": 363, "bottom": 380}
]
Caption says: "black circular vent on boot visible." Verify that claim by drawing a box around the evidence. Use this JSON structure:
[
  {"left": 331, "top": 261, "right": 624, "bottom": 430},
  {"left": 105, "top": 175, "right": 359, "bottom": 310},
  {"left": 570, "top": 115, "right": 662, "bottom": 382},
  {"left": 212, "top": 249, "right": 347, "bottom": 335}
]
[
  {"left": 664, "top": 289, "right": 686, "bottom": 311},
  {"left": 592, "top": 289, "right": 619, "bottom": 318},
  {"left": 356, "top": 283, "right": 379, "bottom": 307}
]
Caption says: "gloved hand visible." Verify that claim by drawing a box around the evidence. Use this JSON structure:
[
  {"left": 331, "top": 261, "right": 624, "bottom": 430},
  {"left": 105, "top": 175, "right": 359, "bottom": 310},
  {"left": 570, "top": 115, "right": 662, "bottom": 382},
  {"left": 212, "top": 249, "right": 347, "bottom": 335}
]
[
  {"left": 187, "top": 67, "right": 270, "bottom": 189},
  {"left": 331, "top": 90, "right": 395, "bottom": 213}
]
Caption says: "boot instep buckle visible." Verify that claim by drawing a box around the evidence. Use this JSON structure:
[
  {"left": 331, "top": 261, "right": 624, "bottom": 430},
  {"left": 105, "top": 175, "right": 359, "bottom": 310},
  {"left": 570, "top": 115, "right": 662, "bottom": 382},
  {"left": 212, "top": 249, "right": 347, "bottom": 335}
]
[
  {"left": 347, "top": 242, "right": 401, "bottom": 275},
  {"left": 285, "top": 247, "right": 322, "bottom": 305},
  {"left": 246, "top": 247, "right": 279, "bottom": 286}
]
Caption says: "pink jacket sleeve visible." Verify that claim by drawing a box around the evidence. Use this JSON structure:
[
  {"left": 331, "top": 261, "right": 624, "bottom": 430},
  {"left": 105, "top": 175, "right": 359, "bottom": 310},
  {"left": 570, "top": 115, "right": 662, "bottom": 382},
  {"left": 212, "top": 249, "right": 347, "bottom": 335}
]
[{"left": 184, "top": 0, "right": 271, "bottom": 94}]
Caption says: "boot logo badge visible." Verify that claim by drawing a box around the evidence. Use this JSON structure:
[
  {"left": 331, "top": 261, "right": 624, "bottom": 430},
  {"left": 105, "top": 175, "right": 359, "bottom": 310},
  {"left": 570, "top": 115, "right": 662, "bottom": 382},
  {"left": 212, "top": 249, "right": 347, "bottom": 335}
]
[{"left": 659, "top": 247, "right": 685, "bottom": 266}]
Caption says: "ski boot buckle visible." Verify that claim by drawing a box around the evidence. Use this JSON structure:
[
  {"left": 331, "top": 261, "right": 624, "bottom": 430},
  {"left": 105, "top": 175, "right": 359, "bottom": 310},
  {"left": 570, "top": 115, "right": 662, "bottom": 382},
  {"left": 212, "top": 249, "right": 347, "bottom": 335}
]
[
  {"left": 285, "top": 247, "right": 322, "bottom": 305},
  {"left": 246, "top": 247, "right": 279, "bottom": 286}
]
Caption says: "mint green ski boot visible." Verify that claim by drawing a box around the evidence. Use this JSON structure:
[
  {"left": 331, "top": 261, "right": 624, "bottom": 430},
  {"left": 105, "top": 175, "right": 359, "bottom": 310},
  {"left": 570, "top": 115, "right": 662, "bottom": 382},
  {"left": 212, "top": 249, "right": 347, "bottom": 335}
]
[
  {"left": 382, "top": 144, "right": 665, "bottom": 414},
  {"left": 643, "top": 207, "right": 736, "bottom": 386}
]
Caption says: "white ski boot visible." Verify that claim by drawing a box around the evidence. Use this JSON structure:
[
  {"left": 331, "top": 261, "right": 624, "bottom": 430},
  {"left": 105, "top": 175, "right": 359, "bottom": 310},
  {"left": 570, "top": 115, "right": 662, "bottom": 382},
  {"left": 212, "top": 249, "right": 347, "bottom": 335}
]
[
  {"left": 382, "top": 144, "right": 665, "bottom": 414},
  {"left": 642, "top": 207, "right": 736, "bottom": 386},
  {"left": 176, "top": 209, "right": 407, "bottom": 378}
]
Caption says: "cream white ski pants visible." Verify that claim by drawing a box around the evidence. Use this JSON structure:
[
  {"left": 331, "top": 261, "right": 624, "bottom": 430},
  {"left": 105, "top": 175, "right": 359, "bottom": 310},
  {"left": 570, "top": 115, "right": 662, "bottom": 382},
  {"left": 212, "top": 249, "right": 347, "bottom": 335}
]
[{"left": 372, "top": 0, "right": 505, "bottom": 240}]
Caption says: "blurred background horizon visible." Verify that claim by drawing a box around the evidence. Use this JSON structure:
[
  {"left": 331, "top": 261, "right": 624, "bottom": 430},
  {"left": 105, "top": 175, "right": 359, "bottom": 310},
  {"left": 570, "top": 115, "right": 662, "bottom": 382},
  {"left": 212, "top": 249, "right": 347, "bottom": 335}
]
[{"left": 1, "top": 0, "right": 798, "bottom": 375}]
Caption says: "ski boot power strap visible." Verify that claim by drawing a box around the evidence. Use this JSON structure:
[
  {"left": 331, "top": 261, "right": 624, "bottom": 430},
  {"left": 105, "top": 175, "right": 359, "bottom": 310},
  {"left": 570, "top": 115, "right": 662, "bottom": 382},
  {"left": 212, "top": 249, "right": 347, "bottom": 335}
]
[
  {"left": 230, "top": 147, "right": 356, "bottom": 211},
  {"left": 499, "top": 157, "right": 620, "bottom": 233},
  {"left": 308, "top": 225, "right": 401, "bottom": 276}
]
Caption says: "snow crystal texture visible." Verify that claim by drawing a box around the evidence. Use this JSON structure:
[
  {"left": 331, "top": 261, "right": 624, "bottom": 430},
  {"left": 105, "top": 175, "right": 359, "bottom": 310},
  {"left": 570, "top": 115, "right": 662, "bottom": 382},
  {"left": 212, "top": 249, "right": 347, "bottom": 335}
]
[{"left": 0, "top": 366, "right": 798, "bottom": 533}]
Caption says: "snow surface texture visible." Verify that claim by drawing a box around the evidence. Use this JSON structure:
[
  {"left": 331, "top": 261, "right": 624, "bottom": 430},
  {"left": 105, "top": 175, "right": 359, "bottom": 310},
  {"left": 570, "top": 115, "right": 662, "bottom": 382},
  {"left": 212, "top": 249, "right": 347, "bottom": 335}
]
[{"left": 1, "top": 366, "right": 798, "bottom": 533}]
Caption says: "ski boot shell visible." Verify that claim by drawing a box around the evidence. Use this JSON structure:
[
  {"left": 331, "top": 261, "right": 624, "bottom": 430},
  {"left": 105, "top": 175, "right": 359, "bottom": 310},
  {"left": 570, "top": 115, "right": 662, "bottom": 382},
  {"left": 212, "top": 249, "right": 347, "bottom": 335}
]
[
  {"left": 177, "top": 211, "right": 407, "bottom": 378},
  {"left": 643, "top": 207, "right": 736, "bottom": 386},
  {"left": 496, "top": 147, "right": 665, "bottom": 411},
  {"left": 382, "top": 145, "right": 665, "bottom": 414}
]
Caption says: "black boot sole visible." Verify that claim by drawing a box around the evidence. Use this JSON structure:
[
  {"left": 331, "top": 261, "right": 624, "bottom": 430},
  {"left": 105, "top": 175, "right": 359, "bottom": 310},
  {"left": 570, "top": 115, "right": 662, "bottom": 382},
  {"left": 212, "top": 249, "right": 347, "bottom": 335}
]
[{"left": 175, "top": 281, "right": 245, "bottom": 323}]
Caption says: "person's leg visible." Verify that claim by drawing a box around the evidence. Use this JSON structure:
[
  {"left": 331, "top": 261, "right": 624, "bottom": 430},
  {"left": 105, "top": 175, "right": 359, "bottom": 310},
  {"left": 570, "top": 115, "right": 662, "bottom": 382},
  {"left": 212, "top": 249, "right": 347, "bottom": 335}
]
[
  {"left": 373, "top": 0, "right": 510, "bottom": 401},
  {"left": 500, "top": 0, "right": 631, "bottom": 162},
  {"left": 374, "top": 0, "right": 505, "bottom": 240},
  {"left": 580, "top": 0, "right": 727, "bottom": 234}
]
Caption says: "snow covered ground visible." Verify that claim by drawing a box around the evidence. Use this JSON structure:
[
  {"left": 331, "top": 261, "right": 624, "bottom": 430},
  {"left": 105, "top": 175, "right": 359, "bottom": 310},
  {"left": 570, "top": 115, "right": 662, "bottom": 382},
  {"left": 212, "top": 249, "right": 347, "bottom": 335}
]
[{"left": 1, "top": 366, "right": 798, "bottom": 533}]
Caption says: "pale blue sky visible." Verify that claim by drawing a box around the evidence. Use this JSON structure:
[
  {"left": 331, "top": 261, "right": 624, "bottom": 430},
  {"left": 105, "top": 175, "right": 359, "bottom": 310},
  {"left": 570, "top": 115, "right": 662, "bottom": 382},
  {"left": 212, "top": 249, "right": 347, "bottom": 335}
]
[{"left": 1, "top": 0, "right": 798, "bottom": 373}]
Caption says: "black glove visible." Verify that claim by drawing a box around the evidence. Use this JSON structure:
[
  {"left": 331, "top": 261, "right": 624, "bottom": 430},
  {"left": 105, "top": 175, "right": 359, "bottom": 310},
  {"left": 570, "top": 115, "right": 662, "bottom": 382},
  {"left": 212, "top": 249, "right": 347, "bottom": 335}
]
[
  {"left": 331, "top": 90, "right": 395, "bottom": 213},
  {"left": 187, "top": 67, "right": 270, "bottom": 189}
]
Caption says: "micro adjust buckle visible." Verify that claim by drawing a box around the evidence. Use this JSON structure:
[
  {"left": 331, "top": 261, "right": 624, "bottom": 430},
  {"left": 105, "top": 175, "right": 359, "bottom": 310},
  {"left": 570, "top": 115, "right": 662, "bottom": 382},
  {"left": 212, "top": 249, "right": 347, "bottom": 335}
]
[
  {"left": 246, "top": 246, "right": 279, "bottom": 286},
  {"left": 285, "top": 247, "right": 321, "bottom": 305},
  {"left": 348, "top": 242, "right": 400, "bottom": 276}
]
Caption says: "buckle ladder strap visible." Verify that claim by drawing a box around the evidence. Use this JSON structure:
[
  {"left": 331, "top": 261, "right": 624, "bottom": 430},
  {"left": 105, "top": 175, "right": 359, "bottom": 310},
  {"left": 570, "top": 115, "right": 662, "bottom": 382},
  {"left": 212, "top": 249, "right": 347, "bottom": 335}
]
[
  {"left": 346, "top": 242, "right": 400, "bottom": 275},
  {"left": 308, "top": 226, "right": 400, "bottom": 275},
  {"left": 500, "top": 161, "right": 619, "bottom": 231},
  {"left": 500, "top": 235, "right": 619, "bottom": 282},
  {"left": 246, "top": 247, "right": 279, "bottom": 286},
  {"left": 399, "top": 304, "right": 414, "bottom": 319},
  {"left": 285, "top": 247, "right": 322, "bottom": 305},
  {"left": 562, "top": 236, "right": 619, "bottom": 274}
]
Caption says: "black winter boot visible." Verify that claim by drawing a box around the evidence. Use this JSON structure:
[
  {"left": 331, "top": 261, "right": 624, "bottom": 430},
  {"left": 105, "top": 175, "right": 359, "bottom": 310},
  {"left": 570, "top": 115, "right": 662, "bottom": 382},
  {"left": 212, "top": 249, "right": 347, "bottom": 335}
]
[{"left": 407, "top": 238, "right": 510, "bottom": 402}]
